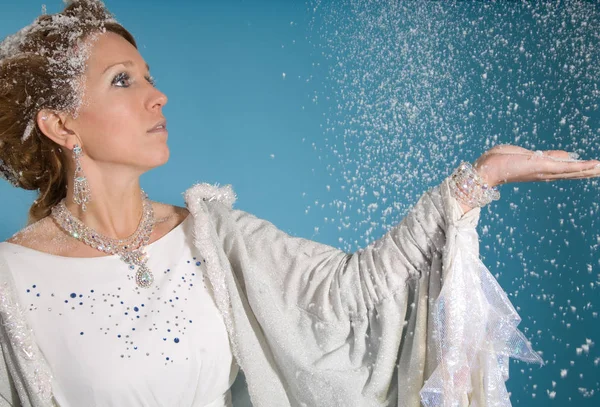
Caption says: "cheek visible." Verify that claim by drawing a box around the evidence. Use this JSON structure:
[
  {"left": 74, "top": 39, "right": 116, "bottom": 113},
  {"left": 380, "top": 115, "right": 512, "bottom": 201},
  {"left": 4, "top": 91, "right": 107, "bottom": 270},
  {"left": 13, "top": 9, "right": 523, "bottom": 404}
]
[{"left": 77, "top": 98, "right": 139, "bottom": 141}]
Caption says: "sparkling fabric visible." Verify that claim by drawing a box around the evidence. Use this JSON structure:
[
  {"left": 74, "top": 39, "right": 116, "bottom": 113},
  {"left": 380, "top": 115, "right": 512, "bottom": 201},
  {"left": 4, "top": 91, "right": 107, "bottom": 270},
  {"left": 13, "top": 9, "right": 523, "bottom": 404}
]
[
  {"left": 0, "top": 214, "right": 237, "bottom": 407},
  {"left": 0, "top": 178, "right": 539, "bottom": 406},
  {"left": 183, "top": 178, "right": 539, "bottom": 406},
  {"left": 419, "top": 180, "right": 542, "bottom": 407},
  {"left": 0, "top": 262, "right": 54, "bottom": 406}
]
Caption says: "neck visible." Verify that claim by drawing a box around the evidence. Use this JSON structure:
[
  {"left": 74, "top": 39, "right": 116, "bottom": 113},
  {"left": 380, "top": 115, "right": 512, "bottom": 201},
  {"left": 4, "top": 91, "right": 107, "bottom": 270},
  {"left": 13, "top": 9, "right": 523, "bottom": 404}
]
[{"left": 63, "top": 167, "right": 148, "bottom": 240}]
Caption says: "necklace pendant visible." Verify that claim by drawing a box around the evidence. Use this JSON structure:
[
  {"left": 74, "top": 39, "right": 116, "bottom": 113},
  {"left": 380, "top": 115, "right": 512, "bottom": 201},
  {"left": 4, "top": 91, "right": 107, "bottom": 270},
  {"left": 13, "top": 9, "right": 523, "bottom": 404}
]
[
  {"left": 50, "top": 190, "right": 156, "bottom": 289},
  {"left": 135, "top": 264, "right": 154, "bottom": 288}
]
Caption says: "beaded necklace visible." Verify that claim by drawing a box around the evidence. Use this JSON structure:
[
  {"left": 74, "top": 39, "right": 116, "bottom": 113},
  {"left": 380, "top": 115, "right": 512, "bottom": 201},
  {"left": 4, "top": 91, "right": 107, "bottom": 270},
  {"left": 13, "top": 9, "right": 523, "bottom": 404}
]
[{"left": 50, "top": 190, "right": 156, "bottom": 288}]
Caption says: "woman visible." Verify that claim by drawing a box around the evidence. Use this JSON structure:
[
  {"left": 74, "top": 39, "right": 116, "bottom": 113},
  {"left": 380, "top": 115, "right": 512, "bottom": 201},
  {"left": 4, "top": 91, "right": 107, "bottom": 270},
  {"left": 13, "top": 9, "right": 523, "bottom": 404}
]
[{"left": 0, "top": 1, "right": 598, "bottom": 406}]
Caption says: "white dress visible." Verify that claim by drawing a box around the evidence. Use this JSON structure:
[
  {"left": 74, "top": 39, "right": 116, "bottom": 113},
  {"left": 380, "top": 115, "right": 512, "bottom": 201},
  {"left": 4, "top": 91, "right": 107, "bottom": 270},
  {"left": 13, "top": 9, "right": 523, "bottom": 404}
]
[
  {"left": 0, "top": 182, "right": 542, "bottom": 407},
  {"left": 0, "top": 214, "right": 239, "bottom": 407}
]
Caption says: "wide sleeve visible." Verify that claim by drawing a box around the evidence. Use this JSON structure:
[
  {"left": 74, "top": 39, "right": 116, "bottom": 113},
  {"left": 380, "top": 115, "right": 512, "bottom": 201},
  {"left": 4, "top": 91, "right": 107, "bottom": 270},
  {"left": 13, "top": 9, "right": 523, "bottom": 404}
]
[
  {"left": 0, "top": 254, "right": 53, "bottom": 407},
  {"left": 204, "top": 178, "right": 541, "bottom": 407},
  {"left": 0, "top": 326, "right": 21, "bottom": 407}
]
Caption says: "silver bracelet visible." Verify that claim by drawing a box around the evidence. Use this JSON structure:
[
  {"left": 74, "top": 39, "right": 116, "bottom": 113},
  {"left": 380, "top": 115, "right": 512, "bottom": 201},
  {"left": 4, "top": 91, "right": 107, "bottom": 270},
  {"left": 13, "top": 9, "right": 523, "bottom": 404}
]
[{"left": 449, "top": 162, "right": 500, "bottom": 208}]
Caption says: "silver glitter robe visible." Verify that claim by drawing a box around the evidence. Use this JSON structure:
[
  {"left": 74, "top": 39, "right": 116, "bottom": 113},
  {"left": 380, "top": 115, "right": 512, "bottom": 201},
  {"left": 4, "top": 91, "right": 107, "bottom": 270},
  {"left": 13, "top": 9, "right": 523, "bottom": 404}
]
[{"left": 0, "top": 179, "right": 540, "bottom": 407}]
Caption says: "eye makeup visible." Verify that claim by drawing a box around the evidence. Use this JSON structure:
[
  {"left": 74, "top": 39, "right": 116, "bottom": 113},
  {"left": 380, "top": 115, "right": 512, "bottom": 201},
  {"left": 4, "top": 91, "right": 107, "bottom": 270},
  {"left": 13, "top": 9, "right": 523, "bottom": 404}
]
[{"left": 111, "top": 72, "right": 156, "bottom": 88}]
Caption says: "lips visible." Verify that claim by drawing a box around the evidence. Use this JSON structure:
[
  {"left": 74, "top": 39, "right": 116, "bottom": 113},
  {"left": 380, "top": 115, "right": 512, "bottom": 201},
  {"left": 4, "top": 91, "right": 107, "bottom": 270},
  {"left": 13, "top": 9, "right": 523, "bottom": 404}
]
[{"left": 148, "top": 119, "right": 167, "bottom": 133}]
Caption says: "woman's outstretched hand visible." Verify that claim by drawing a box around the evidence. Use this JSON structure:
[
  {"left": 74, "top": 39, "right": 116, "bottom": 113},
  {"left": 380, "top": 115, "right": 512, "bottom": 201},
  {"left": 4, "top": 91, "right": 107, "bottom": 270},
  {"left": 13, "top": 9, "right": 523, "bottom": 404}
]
[
  {"left": 473, "top": 144, "right": 600, "bottom": 187},
  {"left": 454, "top": 145, "right": 600, "bottom": 214}
]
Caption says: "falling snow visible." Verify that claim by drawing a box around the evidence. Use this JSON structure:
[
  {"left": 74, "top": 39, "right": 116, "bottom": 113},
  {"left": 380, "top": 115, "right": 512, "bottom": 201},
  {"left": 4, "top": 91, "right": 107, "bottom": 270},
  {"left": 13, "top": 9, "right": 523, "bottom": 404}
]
[{"left": 300, "top": 0, "right": 600, "bottom": 404}]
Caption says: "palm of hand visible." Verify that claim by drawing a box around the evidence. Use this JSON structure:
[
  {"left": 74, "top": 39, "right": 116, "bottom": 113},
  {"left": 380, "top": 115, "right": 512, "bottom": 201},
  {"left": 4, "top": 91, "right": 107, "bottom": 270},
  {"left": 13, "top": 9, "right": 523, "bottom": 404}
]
[{"left": 473, "top": 145, "right": 600, "bottom": 187}]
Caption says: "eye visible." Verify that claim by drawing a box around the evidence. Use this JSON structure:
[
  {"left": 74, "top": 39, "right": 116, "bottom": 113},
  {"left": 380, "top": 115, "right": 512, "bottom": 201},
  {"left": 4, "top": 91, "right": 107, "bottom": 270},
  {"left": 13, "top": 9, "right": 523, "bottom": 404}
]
[
  {"left": 112, "top": 72, "right": 131, "bottom": 88},
  {"left": 145, "top": 75, "right": 156, "bottom": 87}
]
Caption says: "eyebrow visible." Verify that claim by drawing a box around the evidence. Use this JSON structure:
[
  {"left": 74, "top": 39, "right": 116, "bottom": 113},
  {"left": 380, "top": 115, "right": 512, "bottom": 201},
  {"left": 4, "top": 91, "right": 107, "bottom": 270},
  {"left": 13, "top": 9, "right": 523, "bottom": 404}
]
[{"left": 103, "top": 60, "right": 151, "bottom": 74}]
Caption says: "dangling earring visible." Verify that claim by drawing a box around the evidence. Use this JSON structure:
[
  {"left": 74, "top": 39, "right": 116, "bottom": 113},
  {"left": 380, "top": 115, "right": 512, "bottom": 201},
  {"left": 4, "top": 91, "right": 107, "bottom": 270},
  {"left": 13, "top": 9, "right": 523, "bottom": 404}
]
[{"left": 72, "top": 144, "right": 91, "bottom": 211}]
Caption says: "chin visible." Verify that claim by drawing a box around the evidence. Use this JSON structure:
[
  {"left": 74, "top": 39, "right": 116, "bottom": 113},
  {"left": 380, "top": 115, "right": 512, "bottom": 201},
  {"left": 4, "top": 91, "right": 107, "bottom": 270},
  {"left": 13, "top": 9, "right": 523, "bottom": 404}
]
[
  {"left": 142, "top": 147, "right": 170, "bottom": 170},
  {"left": 155, "top": 148, "right": 170, "bottom": 167}
]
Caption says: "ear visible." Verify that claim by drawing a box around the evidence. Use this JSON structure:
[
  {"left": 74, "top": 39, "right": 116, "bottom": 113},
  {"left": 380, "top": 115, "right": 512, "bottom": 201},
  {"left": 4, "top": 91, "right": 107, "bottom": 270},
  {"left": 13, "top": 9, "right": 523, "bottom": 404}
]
[{"left": 36, "top": 109, "right": 80, "bottom": 149}]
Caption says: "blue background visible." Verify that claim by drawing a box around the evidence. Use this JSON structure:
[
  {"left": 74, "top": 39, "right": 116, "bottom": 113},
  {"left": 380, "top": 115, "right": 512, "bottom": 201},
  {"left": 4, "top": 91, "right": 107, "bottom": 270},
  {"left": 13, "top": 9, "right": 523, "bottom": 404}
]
[{"left": 1, "top": 0, "right": 599, "bottom": 405}]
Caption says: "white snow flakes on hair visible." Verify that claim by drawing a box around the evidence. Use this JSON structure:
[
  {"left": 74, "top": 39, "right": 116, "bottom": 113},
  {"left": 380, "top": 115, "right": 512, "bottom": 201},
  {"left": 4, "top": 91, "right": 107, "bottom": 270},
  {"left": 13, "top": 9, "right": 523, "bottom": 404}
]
[
  {"left": 0, "top": 0, "right": 118, "bottom": 184},
  {"left": 0, "top": 0, "right": 116, "bottom": 135}
]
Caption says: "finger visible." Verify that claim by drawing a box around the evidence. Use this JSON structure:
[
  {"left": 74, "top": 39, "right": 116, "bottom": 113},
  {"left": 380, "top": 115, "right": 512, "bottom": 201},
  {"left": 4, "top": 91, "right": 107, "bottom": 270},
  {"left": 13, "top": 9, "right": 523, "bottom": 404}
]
[
  {"left": 543, "top": 150, "right": 581, "bottom": 162},
  {"left": 538, "top": 164, "right": 600, "bottom": 181},
  {"left": 489, "top": 145, "right": 533, "bottom": 155},
  {"left": 538, "top": 159, "right": 600, "bottom": 174},
  {"left": 491, "top": 149, "right": 580, "bottom": 162},
  {"left": 526, "top": 150, "right": 576, "bottom": 162},
  {"left": 541, "top": 172, "right": 600, "bottom": 181}
]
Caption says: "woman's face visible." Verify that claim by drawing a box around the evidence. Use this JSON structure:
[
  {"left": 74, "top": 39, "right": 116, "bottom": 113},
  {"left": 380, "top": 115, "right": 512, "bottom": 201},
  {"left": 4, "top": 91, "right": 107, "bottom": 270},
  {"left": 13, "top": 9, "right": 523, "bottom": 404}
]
[{"left": 67, "top": 31, "right": 169, "bottom": 175}]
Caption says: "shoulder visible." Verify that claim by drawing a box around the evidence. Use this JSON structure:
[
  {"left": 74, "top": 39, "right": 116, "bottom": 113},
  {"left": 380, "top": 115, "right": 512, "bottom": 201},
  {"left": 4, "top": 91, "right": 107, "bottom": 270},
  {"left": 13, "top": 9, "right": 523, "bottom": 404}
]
[
  {"left": 183, "top": 184, "right": 252, "bottom": 236},
  {"left": 3, "top": 202, "right": 190, "bottom": 256},
  {"left": 3, "top": 217, "right": 64, "bottom": 254},
  {"left": 152, "top": 201, "right": 189, "bottom": 222},
  {"left": 183, "top": 183, "right": 237, "bottom": 210},
  {"left": 152, "top": 202, "right": 190, "bottom": 234}
]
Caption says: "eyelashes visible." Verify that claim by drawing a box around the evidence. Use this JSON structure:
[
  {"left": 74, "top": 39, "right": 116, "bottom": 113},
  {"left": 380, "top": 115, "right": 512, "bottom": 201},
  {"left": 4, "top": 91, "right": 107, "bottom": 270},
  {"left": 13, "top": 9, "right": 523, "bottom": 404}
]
[
  {"left": 111, "top": 72, "right": 130, "bottom": 87},
  {"left": 111, "top": 72, "right": 156, "bottom": 88}
]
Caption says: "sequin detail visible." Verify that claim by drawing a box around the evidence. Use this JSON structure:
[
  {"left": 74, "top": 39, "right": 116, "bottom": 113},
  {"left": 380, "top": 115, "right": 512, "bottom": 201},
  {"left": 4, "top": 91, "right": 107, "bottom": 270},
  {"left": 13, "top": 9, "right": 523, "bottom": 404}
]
[
  {"left": 183, "top": 184, "right": 239, "bottom": 364},
  {"left": 135, "top": 265, "right": 153, "bottom": 288},
  {"left": 0, "top": 184, "right": 236, "bottom": 405},
  {"left": 0, "top": 257, "right": 53, "bottom": 405},
  {"left": 51, "top": 190, "right": 156, "bottom": 289},
  {"left": 419, "top": 179, "right": 542, "bottom": 406}
]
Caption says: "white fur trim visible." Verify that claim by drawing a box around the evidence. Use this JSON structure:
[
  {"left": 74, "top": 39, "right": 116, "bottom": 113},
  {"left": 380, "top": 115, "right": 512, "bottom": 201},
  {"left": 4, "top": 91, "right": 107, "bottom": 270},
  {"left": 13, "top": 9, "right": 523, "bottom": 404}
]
[{"left": 183, "top": 183, "right": 237, "bottom": 209}]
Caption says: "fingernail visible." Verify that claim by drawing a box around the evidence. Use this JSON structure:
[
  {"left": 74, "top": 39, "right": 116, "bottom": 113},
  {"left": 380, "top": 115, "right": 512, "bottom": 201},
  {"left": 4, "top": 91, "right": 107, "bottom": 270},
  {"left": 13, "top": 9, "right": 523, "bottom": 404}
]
[
  {"left": 595, "top": 163, "right": 600, "bottom": 168},
  {"left": 568, "top": 152, "right": 580, "bottom": 160}
]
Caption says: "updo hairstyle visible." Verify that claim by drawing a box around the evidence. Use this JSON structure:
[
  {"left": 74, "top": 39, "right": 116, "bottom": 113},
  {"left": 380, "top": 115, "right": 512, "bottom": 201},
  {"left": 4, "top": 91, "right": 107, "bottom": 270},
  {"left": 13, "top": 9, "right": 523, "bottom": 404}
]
[{"left": 0, "top": 0, "right": 136, "bottom": 224}]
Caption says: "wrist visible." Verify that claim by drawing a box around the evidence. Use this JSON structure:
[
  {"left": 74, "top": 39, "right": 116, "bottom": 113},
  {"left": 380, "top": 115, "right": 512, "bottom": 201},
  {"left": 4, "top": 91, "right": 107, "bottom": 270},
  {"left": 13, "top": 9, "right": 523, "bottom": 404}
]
[
  {"left": 473, "top": 160, "right": 497, "bottom": 188},
  {"left": 448, "top": 161, "right": 501, "bottom": 209}
]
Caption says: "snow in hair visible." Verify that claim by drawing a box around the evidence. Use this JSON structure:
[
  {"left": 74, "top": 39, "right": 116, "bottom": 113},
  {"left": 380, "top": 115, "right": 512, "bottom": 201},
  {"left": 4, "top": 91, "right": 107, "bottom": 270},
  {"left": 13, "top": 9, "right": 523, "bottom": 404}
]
[
  {"left": 0, "top": 0, "right": 118, "bottom": 142},
  {"left": 0, "top": 0, "right": 125, "bottom": 187}
]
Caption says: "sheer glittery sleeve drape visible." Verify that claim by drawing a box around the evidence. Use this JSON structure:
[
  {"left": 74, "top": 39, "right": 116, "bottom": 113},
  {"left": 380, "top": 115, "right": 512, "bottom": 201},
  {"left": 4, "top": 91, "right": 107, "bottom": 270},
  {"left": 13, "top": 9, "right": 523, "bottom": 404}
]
[
  {"left": 0, "top": 255, "right": 54, "bottom": 407},
  {"left": 0, "top": 335, "right": 20, "bottom": 407},
  {"left": 201, "top": 178, "right": 539, "bottom": 407}
]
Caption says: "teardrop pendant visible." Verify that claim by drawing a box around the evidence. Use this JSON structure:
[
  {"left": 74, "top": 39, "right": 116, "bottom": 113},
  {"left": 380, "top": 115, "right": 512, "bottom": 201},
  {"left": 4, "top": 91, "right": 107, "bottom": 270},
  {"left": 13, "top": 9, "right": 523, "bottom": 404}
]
[
  {"left": 50, "top": 189, "right": 156, "bottom": 289},
  {"left": 135, "top": 264, "right": 154, "bottom": 288}
]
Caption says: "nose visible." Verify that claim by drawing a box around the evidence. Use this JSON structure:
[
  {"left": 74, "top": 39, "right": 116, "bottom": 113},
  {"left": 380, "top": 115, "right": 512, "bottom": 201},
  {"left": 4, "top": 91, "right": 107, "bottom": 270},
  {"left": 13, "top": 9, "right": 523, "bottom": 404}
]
[{"left": 148, "top": 87, "right": 168, "bottom": 110}]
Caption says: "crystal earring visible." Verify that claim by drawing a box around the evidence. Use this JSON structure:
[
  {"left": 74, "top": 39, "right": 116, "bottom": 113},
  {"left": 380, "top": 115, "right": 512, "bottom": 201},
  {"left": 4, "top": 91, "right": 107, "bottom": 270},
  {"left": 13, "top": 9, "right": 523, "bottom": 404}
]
[{"left": 72, "top": 144, "right": 91, "bottom": 211}]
